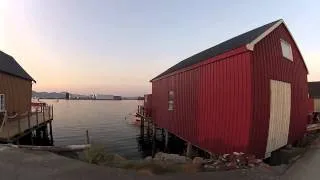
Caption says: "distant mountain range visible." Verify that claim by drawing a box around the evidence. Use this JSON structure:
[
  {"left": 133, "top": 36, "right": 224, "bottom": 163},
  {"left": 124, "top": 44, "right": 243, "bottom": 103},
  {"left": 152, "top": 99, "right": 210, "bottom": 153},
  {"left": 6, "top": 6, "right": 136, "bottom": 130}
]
[
  {"left": 32, "top": 91, "right": 143, "bottom": 100},
  {"left": 32, "top": 91, "right": 67, "bottom": 99}
]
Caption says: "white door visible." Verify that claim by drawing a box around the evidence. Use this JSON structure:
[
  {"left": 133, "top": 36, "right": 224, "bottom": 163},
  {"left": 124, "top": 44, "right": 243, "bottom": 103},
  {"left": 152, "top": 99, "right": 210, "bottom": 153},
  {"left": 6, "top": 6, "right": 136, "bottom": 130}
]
[{"left": 266, "top": 80, "right": 291, "bottom": 157}]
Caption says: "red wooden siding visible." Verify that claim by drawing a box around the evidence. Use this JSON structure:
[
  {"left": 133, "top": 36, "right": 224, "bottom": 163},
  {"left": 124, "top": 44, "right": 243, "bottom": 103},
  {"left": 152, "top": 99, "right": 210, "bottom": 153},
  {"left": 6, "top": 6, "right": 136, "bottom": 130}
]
[
  {"left": 250, "top": 24, "right": 308, "bottom": 157},
  {"left": 152, "top": 50, "right": 253, "bottom": 154}
]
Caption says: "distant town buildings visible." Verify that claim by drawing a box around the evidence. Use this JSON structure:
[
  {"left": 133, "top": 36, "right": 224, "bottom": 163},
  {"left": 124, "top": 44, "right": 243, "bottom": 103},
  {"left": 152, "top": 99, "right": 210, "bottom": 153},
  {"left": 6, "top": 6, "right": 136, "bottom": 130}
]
[{"left": 32, "top": 91, "right": 142, "bottom": 100}]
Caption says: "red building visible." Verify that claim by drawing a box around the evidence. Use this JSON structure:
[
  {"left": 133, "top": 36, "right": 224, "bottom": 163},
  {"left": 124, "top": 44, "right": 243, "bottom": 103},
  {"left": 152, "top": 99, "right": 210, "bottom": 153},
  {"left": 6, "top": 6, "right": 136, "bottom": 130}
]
[
  {"left": 144, "top": 94, "right": 152, "bottom": 117},
  {"left": 150, "top": 19, "right": 308, "bottom": 158}
]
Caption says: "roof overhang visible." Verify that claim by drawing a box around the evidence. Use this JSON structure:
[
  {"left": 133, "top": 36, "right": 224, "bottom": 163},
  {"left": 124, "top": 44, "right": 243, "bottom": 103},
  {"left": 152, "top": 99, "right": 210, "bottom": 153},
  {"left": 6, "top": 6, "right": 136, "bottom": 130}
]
[
  {"left": 245, "top": 19, "right": 309, "bottom": 74},
  {"left": 246, "top": 20, "right": 284, "bottom": 51}
]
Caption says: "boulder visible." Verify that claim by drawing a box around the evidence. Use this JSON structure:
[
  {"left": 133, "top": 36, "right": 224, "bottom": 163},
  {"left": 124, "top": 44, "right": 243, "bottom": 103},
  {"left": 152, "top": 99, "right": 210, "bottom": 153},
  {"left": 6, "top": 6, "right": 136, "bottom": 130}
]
[
  {"left": 154, "top": 152, "right": 191, "bottom": 163},
  {"left": 144, "top": 156, "right": 153, "bottom": 161},
  {"left": 192, "top": 157, "right": 204, "bottom": 164}
]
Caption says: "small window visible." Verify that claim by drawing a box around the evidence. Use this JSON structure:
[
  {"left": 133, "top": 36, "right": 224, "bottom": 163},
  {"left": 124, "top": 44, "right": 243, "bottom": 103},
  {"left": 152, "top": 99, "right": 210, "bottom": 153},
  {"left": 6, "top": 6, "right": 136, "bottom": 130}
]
[
  {"left": 280, "top": 39, "right": 293, "bottom": 61},
  {"left": 168, "top": 91, "right": 174, "bottom": 111},
  {"left": 0, "top": 94, "right": 5, "bottom": 112},
  {"left": 145, "top": 96, "right": 148, "bottom": 103}
]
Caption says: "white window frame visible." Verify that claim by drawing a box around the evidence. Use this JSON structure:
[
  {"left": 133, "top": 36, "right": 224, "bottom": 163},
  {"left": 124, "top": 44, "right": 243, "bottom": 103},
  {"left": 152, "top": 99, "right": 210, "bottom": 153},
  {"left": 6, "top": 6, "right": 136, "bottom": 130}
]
[
  {"left": 168, "top": 90, "right": 174, "bottom": 111},
  {"left": 280, "top": 39, "right": 293, "bottom": 61},
  {"left": 0, "top": 94, "right": 5, "bottom": 112}
]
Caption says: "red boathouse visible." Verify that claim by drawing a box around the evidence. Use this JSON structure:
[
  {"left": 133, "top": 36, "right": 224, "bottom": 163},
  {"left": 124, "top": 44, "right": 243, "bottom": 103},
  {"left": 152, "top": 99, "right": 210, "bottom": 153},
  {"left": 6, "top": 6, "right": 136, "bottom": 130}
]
[{"left": 150, "top": 19, "right": 309, "bottom": 158}]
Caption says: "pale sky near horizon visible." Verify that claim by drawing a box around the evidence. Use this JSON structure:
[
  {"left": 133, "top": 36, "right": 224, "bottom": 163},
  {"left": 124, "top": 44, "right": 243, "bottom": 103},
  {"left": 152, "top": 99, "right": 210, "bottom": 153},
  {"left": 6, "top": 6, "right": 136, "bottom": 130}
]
[{"left": 0, "top": 0, "right": 319, "bottom": 96}]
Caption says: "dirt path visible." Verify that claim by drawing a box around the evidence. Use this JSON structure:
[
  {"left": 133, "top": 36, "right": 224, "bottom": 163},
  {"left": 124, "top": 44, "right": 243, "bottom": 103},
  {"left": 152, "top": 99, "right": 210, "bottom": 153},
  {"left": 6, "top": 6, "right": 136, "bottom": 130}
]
[
  {"left": 0, "top": 145, "right": 294, "bottom": 180},
  {"left": 281, "top": 138, "right": 320, "bottom": 180}
]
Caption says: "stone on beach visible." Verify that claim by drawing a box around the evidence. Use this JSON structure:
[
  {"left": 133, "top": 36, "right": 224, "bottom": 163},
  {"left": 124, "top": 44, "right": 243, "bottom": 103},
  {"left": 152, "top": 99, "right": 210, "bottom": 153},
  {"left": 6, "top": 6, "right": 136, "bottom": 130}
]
[{"left": 154, "top": 152, "right": 191, "bottom": 163}]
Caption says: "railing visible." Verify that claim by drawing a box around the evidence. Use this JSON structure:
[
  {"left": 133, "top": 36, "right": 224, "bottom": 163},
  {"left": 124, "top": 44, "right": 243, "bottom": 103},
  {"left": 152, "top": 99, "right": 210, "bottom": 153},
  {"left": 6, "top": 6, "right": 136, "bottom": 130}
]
[{"left": 0, "top": 105, "right": 53, "bottom": 139}]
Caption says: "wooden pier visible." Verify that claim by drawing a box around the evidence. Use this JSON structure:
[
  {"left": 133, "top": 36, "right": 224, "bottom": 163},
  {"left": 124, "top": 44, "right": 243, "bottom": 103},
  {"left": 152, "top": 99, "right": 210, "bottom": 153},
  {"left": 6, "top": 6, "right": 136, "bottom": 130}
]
[{"left": 0, "top": 105, "right": 54, "bottom": 144}]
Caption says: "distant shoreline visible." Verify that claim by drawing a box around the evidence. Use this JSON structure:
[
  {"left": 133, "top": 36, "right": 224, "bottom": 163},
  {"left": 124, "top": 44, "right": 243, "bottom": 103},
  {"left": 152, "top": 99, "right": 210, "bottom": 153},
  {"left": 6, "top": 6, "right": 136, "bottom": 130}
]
[{"left": 37, "top": 98, "right": 143, "bottom": 101}]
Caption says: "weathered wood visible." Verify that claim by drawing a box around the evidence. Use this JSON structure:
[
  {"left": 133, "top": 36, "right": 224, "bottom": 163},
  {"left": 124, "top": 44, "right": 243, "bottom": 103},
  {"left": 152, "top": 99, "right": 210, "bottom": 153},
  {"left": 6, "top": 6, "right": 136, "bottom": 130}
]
[
  {"left": 30, "top": 131, "right": 34, "bottom": 145},
  {"left": 140, "top": 117, "right": 144, "bottom": 137},
  {"left": 164, "top": 129, "right": 169, "bottom": 152},
  {"left": 7, "top": 144, "right": 91, "bottom": 152},
  {"left": 186, "top": 142, "right": 192, "bottom": 158},
  {"left": 48, "top": 106, "right": 51, "bottom": 120},
  {"left": 49, "top": 121, "right": 53, "bottom": 145},
  {"left": 0, "top": 106, "right": 53, "bottom": 142},
  {"left": 152, "top": 125, "right": 157, "bottom": 158},
  {"left": 36, "top": 111, "right": 39, "bottom": 126},
  {"left": 85, "top": 129, "right": 90, "bottom": 144},
  {"left": 42, "top": 105, "right": 45, "bottom": 122}
]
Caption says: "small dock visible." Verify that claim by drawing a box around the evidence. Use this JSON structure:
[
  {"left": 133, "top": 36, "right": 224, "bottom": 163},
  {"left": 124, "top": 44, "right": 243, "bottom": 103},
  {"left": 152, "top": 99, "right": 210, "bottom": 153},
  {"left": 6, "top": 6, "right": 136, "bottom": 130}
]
[{"left": 0, "top": 105, "right": 54, "bottom": 144}]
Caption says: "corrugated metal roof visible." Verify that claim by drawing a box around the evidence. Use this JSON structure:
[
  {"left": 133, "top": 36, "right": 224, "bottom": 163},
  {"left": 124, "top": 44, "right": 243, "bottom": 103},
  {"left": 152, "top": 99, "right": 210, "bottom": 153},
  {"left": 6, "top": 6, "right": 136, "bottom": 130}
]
[
  {"left": 152, "top": 19, "right": 281, "bottom": 81},
  {"left": 0, "top": 51, "right": 35, "bottom": 82},
  {"left": 309, "top": 82, "right": 320, "bottom": 98}
]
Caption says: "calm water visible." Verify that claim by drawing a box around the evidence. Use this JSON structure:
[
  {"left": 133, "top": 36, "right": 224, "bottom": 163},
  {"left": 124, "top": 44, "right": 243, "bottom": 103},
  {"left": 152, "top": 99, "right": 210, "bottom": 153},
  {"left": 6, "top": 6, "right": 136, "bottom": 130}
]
[{"left": 42, "top": 99, "right": 145, "bottom": 159}]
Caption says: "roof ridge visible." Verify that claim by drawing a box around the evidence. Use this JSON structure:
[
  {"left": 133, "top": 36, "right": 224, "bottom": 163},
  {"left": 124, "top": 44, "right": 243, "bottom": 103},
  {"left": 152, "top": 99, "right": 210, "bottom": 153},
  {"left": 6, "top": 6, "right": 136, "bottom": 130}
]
[{"left": 152, "top": 19, "right": 282, "bottom": 81}]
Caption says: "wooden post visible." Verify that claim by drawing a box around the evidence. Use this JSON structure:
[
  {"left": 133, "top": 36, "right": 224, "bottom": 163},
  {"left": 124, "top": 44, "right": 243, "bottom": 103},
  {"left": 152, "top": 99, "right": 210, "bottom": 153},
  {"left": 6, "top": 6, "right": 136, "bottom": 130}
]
[
  {"left": 42, "top": 105, "right": 45, "bottom": 122},
  {"left": 28, "top": 112, "right": 31, "bottom": 129},
  {"left": 152, "top": 124, "right": 157, "bottom": 158},
  {"left": 36, "top": 110, "right": 39, "bottom": 126},
  {"left": 48, "top": 106, "right": 51, "bottom": 120},
  {"left": 140, "top": 117, "right": 144, "bottom": 137},
  {"left": 164, "top": 129, "right": 169, "bottom": 152},
  {"left": 147, "top": 118, "right": 150, "bottom": 137},
  {"left": 49, "top": 121, "right": 53, "bottom": 145},
  {"left": 85, "top": 129, "right": 90, "bottom": 144},
  {"left": 30, "top": 131, "right": 34, "bottom": 145},
  {"left": 186, "top": 142, "right": 192, "bottom": 158},
  {"left": 51, "top": 105, "right": 53, "bottom": 119}
]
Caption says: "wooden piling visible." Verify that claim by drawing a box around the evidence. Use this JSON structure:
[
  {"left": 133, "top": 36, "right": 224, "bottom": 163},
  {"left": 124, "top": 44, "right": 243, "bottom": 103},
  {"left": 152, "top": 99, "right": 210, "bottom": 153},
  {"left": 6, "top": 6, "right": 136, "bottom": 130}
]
[
  {"left": 152, "top": 124, "right": 157, "bottom": 158},
  {"left": 164, "top": 129, "right": 169, "bottom": 152},
  {"left": 51, "top": 105, "right": 54, "bottom": 119},
  {"left": 147, "top": 118, "right": 150, "bottom": 137},
  {"left": 49, "top": 121, "right": 53, "bottom": 145},
  {"left": 85, "top": 129, "right": 90, "bottom": 144},
  {"left": 48, "top": 106, "right": 51, "bottom": 119},
  {"left": 140, "top": 117, "right": 144, "bottom": 137},
  {"left": 186, "top": 142, "right": 192, "bottom": 158},
  {"left": 36, "top": 110, "right": 39, "bottom": 126},
  {"left": 30, "top": 131, "right": 34, "bottom": 145},
  {"left": 42, "top": 105, "right": 45, "bottom": 122}
]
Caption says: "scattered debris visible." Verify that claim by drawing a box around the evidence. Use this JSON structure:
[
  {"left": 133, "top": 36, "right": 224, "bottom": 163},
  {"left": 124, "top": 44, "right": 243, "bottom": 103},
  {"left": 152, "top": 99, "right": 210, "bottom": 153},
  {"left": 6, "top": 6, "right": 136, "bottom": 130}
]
[
  {"left": 149, "top": 152, "right": 262, "bottom": 171},
  {"left": 203, "top": 152, "right": 262, "bottom": 171}
]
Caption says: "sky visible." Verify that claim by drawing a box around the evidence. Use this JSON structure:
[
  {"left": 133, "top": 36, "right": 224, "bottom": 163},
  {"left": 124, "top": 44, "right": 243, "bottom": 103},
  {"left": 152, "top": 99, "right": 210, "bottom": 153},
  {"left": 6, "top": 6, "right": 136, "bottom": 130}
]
[{"left": 0, "top": 0, "right": 319, "bottom": 96}]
